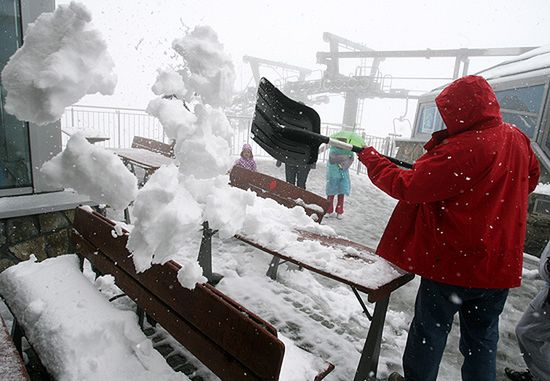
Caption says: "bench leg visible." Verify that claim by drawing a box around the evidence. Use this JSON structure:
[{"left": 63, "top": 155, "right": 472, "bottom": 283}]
[
  {"left": 353, "top": 296, "right": 390, "bottom": 381},
  {"left": 137, "top": 307, "right": 145, "bottom": 329},
  {"left": 197, "top": 221, "right": 223, "bottom": 286},
  {"left": 11, "top": 318, "right": 24, "bottom": 355},
  {"left": 124, "top": 207, "right": 132, "bottom": 224},
  {"left": 266, "top": 257, "right": 281, "bottom": 280}
]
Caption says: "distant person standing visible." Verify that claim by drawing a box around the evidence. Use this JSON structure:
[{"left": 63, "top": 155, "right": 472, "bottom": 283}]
[
  {"left": 326, "top": 140, "right": 354, "bottom": 219},
  {"left": 233, "top": 143, "right": 257, "bottom": 172},
  {"left": 276, "top": 161, "right": 314, "bottom": 190}
]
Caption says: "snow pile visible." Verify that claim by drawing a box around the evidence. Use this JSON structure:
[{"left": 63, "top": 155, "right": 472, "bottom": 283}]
[
  {"left": 126, "top": 165, "right": 203, "bottom": 279},
  {"left": 278, "top": 334, "right": 331, "bottom": 380},
  {"left": 0, "top": 255, "right": 187, "bottom": 381},
  {"left": 131, "top": 25, "right": 347, "bottom": 290},
  {"left": 172, "top": 25, "right": 235, "bottom": 107},
  {"left": 1, "top": 1, "right": 116, "bottom": 125},
  {"left": 129, "top": 26, "right": 238, "bottom": 286},
  {"left": 41, "top": 133, "right": 137, "bottom": 210}
]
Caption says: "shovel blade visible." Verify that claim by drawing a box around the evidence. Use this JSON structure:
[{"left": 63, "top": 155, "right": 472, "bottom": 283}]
[{"left": 251, "top": 78, "right": 321, "bottom": 165}]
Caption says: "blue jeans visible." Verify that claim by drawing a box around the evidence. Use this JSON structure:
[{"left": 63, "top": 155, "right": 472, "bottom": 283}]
[{"left": 403, "top": 278, "right": 509, "bottom": 381}]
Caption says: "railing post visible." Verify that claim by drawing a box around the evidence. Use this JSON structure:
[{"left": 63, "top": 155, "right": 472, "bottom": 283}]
[
  {"left": 70, "top": 106, "right": 75, "bottom": 127},
  {"left": 116, "top": 109, "right": 121, "bottom": 148}
]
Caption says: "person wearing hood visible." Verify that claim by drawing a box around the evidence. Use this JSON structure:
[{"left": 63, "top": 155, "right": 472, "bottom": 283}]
[
  {"left": 233, "top": 143, "right": 257, "bottom": 172},
  {"left": 357, "top": 76, "right": 540, "bottom": 381}
]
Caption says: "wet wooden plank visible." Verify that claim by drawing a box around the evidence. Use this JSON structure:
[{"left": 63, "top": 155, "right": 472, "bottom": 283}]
[{"left": 0, "top": 316, "right": 30, "bottom": 381}]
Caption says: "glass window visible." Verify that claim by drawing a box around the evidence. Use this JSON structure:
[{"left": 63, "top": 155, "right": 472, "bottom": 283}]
[
  {"left": 0, "top": 0, "right": 32, "bottom": 190},
  {"left": 416, "top": 104, "right": 444, "bottom": 135},
  {"left": 495, "top": 85, "right": 545, "bottom": 138}
]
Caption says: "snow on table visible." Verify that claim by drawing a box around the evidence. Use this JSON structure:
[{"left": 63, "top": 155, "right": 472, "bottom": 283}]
[
  {"left": 236, "top": 228, "right": 410, "bottom": 296},
  {"left": 0, "top": 255, "right": 187, "bottom": 381}
]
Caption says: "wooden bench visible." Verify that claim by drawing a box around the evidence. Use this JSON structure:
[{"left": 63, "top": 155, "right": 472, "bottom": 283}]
[
  {"left": 131, "top": 136, "right": 175, "bottom": 158},
  {"left": 226, "top": 166, "right": 415, "bottom": 381},
  {"left": 112, "top": 136, "right": 175, "bottom": 187},
  {"left": 230, "top": 165, "right": 329, "bottom": 222},
  {"left": 72, "top": 206, "right": 334, "bottom": 381},
  {"left": 0, "top": 315, "right": 30, "bottom": 380}
]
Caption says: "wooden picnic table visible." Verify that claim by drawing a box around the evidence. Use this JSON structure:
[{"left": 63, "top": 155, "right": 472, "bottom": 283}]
[{"left": 234, "top": 229, "right": 414, "bottom": 381}]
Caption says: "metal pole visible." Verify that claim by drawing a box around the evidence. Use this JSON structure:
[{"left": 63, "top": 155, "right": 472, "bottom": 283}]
[{"left": 116, "top": 109, "right": 121, "bottom": 148}]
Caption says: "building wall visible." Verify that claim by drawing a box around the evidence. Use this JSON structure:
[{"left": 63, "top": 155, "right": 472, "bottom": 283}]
[{"left": 0, "top": 209, "right": 75, "bottom": 272}]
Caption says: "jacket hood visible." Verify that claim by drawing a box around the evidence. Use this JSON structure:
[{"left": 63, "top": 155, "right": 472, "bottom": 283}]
[{"left": 435, "top": 75, "right": 502, "bottom": 137}]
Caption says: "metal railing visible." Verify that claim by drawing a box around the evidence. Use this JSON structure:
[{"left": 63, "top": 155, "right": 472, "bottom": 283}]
[{"left": 61, "top": 105, "right": 396, "bottom": 173}]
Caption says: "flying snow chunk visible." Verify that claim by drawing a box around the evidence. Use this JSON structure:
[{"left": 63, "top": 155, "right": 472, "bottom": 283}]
[
  {"left": 1, "top": 1, "right": 117, "bottom": 125},
  {"left": 40, "top": 133, "right": 137, "bottom": 210},
  {"left": 151, "top": 68, "right": 187, "bottom": 99},
  {"left": 172, "top": 25, "right": 235, "bottom": 107},
  {"left": 146, "top": 97, "right": 197, "bottom": 142}
]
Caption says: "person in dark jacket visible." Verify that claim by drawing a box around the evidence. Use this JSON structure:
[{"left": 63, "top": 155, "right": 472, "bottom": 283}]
[{"left": 358, "top": 75, "right": 540, "bottom": 381}]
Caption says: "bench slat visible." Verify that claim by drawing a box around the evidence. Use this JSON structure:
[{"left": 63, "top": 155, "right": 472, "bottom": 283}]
[
  {"left": 132, "top": 136, "right": 174, "bottom": 157},
  {"left": 73, "top": 208, "right": 285, "bottom": 380}
]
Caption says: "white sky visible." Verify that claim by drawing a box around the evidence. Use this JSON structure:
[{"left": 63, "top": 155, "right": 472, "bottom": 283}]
[{"left": 57, "top": 0, "right": 550, "bottom": 137}]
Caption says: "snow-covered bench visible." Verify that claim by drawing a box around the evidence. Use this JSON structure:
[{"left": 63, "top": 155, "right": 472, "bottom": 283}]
[
  {"left": 230, "top": 165, "right": 329, "bottom": 223},
  {"left": 112, "top": 136, "right": 175, "bottom": 187},
  {"left": 131, "top": 136, "right": 175, "bottom": 158},
  {"left": 0, "top": 315, "right": 29, "bottom": 380},
  {"left": 228, "top": 165, "right": 415, "bottom": 381},
  {"left": 0, "top": 255, "right": 187, "bottom": 381},
  {"left": 229, "top": 165, "right": 330, "bottom": 279},
  {"left": 72, "top": 206, "right": 334, "bottom": 381}
]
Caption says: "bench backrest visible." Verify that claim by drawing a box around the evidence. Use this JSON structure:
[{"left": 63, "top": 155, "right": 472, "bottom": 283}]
[
  {"left": 131, "top": 136, "right": 175, "bottom": 158},
  {"left": 72, "top": 207, "right": 284, "bottom": 381},
  {"left": 229, "top": 166, "right": 329, "bottom": 222}
]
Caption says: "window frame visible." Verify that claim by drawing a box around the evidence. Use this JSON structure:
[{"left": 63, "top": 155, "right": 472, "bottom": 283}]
[
  {"left": 493, "top": 81, "right": 548, "bottom": 140},
  {"left": 0, "top": 0, "right": 61, "bottom": 198}
]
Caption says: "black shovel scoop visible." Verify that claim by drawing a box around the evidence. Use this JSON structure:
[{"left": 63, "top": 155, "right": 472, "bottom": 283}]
[{"left": 251, "top": 77, "right": 413, "bottom": 169}]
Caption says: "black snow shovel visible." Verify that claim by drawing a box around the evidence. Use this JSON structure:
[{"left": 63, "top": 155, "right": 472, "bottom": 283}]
[{"left": 251, "top": 77, "right": 413, "bottom": 169}]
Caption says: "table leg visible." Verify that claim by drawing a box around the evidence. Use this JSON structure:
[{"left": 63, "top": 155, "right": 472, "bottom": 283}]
[
  {"left": 354, "top": 296, "right": 390, "bottom": 381},
  {"left": 266, "top": 257, "right": 281, "bottom": 280},
  {"left": 197, "top": 221, "right": 223, "bottom": 286},
  {"left": 11, "top": 318, "right": 24, "bottom": 355}
]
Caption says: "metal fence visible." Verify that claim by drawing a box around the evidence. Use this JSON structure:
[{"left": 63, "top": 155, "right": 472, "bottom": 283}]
[{"left": 61, "top": 105, "right": 396, "bottom": 173}]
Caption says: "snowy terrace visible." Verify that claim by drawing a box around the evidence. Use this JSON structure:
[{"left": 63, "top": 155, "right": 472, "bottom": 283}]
[
  {"left": 1, "top": 2, "right": 548, "bottom": 380},
  {"left": 0, "top": 160, "right": 544, "bottom": 381}
]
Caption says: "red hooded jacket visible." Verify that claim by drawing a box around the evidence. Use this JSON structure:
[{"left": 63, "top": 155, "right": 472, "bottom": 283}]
[{"left": 358, "top": 75, "right": 540, "bottom": 288}]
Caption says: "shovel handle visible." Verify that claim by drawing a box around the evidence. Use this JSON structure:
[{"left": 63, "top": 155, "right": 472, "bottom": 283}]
[{"left": 329, "top": 138, "right": 413, "bottom": 169}]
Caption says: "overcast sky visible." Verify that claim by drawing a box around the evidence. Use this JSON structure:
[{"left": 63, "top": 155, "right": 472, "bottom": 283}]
[{"left": 57, "top": 0, "right": 550, "bottom": 136}]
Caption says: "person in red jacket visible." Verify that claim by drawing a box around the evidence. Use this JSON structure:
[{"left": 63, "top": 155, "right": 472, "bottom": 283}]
[{"left": 358, "top": 75, "right": 540, "bottom": 381}]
